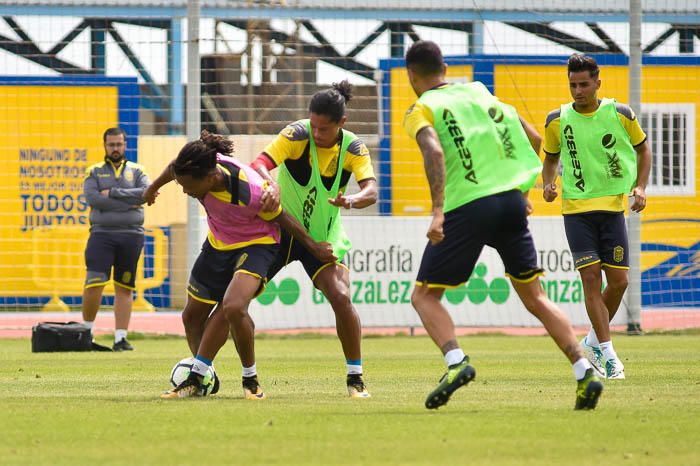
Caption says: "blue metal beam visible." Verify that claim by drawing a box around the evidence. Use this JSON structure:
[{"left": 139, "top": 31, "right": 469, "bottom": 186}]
[
  {"left": 1, "top": 6, "right": 700, "bottom": 24},
  {"left": 90, "top": 20, "right": 106, "bottom": 74},
  {"left": 168, "top": 18, "right": 184, "bottom": 135}
]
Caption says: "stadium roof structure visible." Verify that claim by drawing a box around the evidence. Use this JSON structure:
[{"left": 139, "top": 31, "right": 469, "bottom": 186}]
[
  {"left": 2, "top": 0, "right": 698, "bottom": 133},
  {"left": 2, "top": 0, "right": 699, "bottom": 21}
]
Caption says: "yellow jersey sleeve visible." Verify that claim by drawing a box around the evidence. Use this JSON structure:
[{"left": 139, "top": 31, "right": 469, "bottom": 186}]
[
  {"left": 403, "top": 101, "right": 434, "bottom": 140},
  {"left": 346, "top": 139, "right": 375, "bottom": 182},
  {"left": 615, "top": 104, "right": 647, "bottom": 146},
  {"left": 261, "top": 122, "right": 309, "bottom": 166},
  {"left": 543, "top": 109, "right": 562, "bottom": 155}
]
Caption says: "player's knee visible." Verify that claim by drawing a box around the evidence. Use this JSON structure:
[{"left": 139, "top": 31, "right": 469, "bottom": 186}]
[
  {"left": 182, "top": 307, "right": 202, "bottom": 329},
  {"left": 222, "top": 297, "right": 248, "bottom": 321},
  {"left": 579, "top": 268, "right": 601, "bottom": 291},
  {"left": 607, "top": 274, "right": 629, "bottom": 292},
  {"left": 410, "top": 285, "right": 432, "bottom": 310},
  {"left": 326, "top": 288, "right": 352, "bottom": 313}
]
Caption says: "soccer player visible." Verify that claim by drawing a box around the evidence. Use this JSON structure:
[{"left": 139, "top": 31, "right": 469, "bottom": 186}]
[
  {"left": 542, "top": 53, "right": 652, "bottom": 379},
  {"left": 145, "top": 131, "right": 335, "bottom": 399},
  {"left": 250, "top": 80, "right": 377, "bottom": 398},
  {"left": 82, "top": 127, "right": 149, "bottom": 351},
  {"left": 404, "top": 40, "right": 603, "bottom": 410}
]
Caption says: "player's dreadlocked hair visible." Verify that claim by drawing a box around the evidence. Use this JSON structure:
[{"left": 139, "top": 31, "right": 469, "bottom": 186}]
[
  {"left": 172, "top": 130, "right": 234, "bottom": 179},
  {"left": 308, "top": 80, "right": 353, "bottom": 123}
]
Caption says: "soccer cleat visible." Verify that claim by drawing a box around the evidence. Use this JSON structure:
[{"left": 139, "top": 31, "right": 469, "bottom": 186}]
[
  {"left": 161, "top": 373, "right": 204, "bottom": 399},
  {"left": 575, "top": 368, "right": 604, "bottom": 410},
  {"left": 210, "top": 371, "right": 220, "bottom": 395},
  {"left": 425, "top": 356, "right": 476, "bottom": 410},
  {"left": 605, "top": 357, "right": 626, "bottom": 380},
  {"left": 242, "top": 375, "right": 265, "bottom": 400},
  {"left": 113, "top": 338, "right": 134, "bottom": 352},
  {"left": 580, "top": 337, "right": 605, "bottom": 378},
  {"left": 346, "top": 374, "right": 371, "bottom": 398}
]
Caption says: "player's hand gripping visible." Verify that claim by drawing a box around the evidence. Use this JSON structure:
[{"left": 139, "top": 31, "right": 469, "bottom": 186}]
[
  {"left": 543, "top": 182, "right": 558, "bottom": 202},
  {"left": 311, "top": 241, "right": 337, "bottom": 264},
  {"left": 328, "top": 192, "right": 355, "bottom": 209},
  {"left": 260, "top": 181, "right": 281, "bottom": 212},
  {"left": 427, "top": 211, "right": 445, "bottom": 245},
  {"left": 630, "top": 186, "right": 647, "bottom": 212},
  {"left": 143, "top": 185, "right": 160, "bottom": 206}
]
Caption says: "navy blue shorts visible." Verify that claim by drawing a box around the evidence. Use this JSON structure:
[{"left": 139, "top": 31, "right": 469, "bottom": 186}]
[
  {"left": 266, "top": 229, "right": 346, "bottom": 285},
  {"left": 188, "top": 240, "right": 279, "bottom": 304},
  {"left": 416, "top": 190, "right": 544, "bottom": 288},
  {"left": 84, "top": 231, "right": 144, "bottom": 289},
  {"left": 563, "top": 211, "right": 629, "bottom": 270}
]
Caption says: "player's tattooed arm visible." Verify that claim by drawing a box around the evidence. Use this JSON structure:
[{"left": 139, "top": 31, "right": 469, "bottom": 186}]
[
  {"left": 416, "top": 126, "right": 445, "bottom": 212},
  {"left": 417, "top": 126, "right": 446, "bottom": 244}
]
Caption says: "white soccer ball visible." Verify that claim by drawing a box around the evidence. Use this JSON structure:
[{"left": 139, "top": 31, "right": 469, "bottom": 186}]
[{"left": 170, "top": 357, "right": 217, "bottom": 396}]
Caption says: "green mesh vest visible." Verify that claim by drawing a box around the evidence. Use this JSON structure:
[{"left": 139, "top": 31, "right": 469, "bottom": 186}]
[
  {"left": 418, "top": 82, "right": 542, "bottom": 212},
  {"left": 559, "top": 98, "right": 637, "bottom": 199},
  {"left": 277, "top": 119, "right": 354, "bottom": 260}
]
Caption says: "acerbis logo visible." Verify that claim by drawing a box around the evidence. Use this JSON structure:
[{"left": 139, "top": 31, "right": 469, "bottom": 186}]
[
  {"left": 563, "top": 124, "right": 586, "bottom": 191},
  {"left": 444, "top": 263, "right": 510, "bottom": 305},
  {"left": 302, "top": 186, "right": 318, "bottom": 230},
  {"left": 257, "top": 278, "right": 300, "bottom": 305}
]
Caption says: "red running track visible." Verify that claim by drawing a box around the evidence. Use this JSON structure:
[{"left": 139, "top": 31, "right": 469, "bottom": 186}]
[{"left": 1, "top": 309, "right": 698, "bottom": 339}]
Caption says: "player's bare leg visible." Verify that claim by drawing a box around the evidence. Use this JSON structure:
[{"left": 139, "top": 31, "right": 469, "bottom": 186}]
[
  {"left": 411, "top": 284, "right": 475, "bottom": 409},
  {"left": 314, "top": 264, "right": 369, "bottom": 397},
  {"left": 510, "top": 278, "right": 603, "bottom": 409}
]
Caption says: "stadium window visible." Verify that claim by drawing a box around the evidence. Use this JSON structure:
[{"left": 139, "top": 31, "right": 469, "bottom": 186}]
[{"left": 640, "top": 104, "right": 696, "bottom": 196}]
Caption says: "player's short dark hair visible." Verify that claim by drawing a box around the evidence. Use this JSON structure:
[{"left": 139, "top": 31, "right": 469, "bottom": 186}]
[
  {"left": 309, "top": 80, "right": 353, "bottom": 123},
  {"left": 172, "top": 130, "right": 234, "bottom": 179},
  {"left": 567, "top": 53, "right": 600, "bottom": 79},
  {"left": 405, "top": 40, "right": 444, "bottom": 77},
  {"left": 103, "top": 127, "right": 126, "bottom": 142}
]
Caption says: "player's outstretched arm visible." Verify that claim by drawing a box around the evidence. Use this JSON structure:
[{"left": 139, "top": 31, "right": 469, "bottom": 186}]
[
  {"left": 416, "top": 126, "right": 445, "bottom": 245},
  {"left": 143, "top": 161, "right": 176, "bottom": 205},
  {"left": 251, "top": 153, "right": 280, "bottom": 213},
  {"left": 272, "top": 210, "right": 337, "bottom": 264},
  {"left": 328, "top": 178, "right": 377, "bottom": 210},
  {"left": 631, "top": 140, "right": 652, "bottom": 212},
  {"left": 519, "top": 116, "right": 542, "bottom": 153}
]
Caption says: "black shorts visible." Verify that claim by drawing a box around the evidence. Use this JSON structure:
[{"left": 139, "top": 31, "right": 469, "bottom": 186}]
[
  {"left": 266, "top": 229, "right": 344, "bottom": 285},
  {"left": 188, "top": 241, "right": 279, "bottom": 304},
  {"left": 563, "top": 211, "right": 629, "bottom": 270},
  {"left": 416, "top": 190, "right": 544, "bottom": 288},
  {"left": 84, "top": 231, "right": 145, "bottom": 289}
]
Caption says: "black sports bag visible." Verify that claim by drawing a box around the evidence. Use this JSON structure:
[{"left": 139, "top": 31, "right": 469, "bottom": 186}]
[{"left": 31, "top": 321, "right": 92, "bottom": 352}]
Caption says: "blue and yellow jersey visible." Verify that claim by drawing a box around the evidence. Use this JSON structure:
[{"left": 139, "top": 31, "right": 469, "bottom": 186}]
[
  {"left": 543, "top": 101, "right": 647, "bottom": 214},
  {"left": 402, "top": 85, "right": 450, "bottom": 140},
  {"left": 261, "top": 120, "right": 375, "bottom": 189}
]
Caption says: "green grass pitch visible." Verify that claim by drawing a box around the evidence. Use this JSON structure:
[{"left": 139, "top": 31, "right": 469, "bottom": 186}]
[{"left": 1, "top": 333, "right": 699, "bottom": 465}]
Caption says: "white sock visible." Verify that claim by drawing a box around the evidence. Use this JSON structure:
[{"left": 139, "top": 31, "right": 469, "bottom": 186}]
[
  {"left": 347, "top": 364, "right": 363, "bottom": 375},
  {"left": 192, "top": 358, "right": 210, "bottom": 377},
  {"left": 444, "top": 348, "right": 466, "bottom": 367},
  {"left": 114, "top": 329, "right": 127, "bottom": 343},
  {"left": 83, "top": 321, "right": 94, "bottom": 331},
  {"left": 573, "top": 357, "right": 592, "bottom": 380},
  {"left": 242, "top": 364, "right": 257, "bottom": 378},
  {"left": 585, "top": 329, "right": 600, "bottom": 346},
  {"left": 599, "top": 341, "right": 618, "bottom": 361}
]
